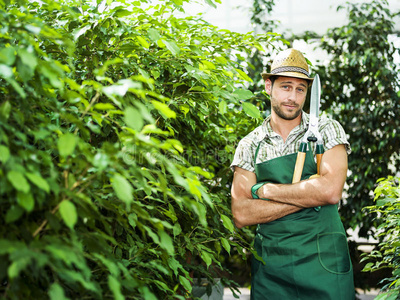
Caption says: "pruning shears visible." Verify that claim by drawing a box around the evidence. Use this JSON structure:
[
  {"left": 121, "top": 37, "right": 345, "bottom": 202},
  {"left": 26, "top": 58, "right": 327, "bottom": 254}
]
[{"left": 292, "top": 74, "right": 324, "bottom": 183}]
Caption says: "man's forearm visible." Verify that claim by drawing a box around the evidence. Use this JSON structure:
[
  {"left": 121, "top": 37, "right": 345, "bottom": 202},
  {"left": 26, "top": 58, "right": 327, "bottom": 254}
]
[
  {"left": 257, "top": 176, "right": 341, "bottom": 208},
  {"left": 232, "top": 197, "right": 302, "bottom": 228}
]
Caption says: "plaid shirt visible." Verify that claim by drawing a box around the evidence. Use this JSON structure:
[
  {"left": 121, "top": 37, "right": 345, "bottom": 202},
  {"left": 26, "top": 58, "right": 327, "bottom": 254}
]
[{"left": 231, "top": 112, "right": 351, "bottom": 173}]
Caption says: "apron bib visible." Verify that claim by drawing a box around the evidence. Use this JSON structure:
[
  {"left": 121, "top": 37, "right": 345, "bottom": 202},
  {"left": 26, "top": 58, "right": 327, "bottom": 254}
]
[{"left": 250, "top": 143, "right": 355, "bottom": 300}]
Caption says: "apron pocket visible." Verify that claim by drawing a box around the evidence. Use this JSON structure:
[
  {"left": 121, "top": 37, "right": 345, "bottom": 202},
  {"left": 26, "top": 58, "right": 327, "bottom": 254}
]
[{"left": 317, "top": 232, "right": 352, "bottom": 274}]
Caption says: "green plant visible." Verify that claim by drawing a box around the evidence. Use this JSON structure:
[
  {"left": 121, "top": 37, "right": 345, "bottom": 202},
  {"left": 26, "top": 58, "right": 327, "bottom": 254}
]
[
  {"left": 0, "top": 0, "right": 277, "bottom": 298},
  {"left": 313, "top": 0, "right": 400, "bottom": 237},
  {"left": 361, "top": 176, "right": 400, "bottom": 300}
]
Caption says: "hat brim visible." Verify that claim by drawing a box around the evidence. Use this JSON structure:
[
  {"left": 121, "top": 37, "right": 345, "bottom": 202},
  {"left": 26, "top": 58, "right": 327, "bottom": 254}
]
[{"left": 261, "top": 71, "right": 314, "bottom": 83}]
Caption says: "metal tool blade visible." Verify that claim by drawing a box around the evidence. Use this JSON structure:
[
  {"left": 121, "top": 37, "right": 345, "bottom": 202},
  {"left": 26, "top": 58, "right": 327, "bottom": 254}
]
[{"left": 309, "top": 74, "right": 321, "bottom": 120}]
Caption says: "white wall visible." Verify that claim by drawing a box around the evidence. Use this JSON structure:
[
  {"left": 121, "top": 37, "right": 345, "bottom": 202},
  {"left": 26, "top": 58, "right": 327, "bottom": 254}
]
[
  {"left": 181, "top": 0, "right": 400, "bottom": 65},
  {"left": 183, "top": 0, "right": 400, "bottom": 35}
]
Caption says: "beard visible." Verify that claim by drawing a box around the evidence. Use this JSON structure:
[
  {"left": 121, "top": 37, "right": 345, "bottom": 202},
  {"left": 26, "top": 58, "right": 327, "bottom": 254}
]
[{"left": 271, "top": 99, "right": 303, "bottom": 121}]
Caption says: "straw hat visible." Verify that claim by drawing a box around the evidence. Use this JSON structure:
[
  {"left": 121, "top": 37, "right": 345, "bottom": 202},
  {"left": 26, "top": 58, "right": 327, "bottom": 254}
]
[{"left": 261, "top": 48, "right": 313, "bottom": 82}]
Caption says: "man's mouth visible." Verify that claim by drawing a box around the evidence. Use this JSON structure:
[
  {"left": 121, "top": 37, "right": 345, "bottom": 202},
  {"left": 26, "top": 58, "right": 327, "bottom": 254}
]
[{"left": 283, "top": 103, "right": 297, "bottom": 110}]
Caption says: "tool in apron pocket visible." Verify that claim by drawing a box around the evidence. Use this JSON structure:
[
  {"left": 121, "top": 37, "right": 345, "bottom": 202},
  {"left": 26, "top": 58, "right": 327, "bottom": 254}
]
[{"left": 292, "top": 74, "right": 324, "bottom": 183}]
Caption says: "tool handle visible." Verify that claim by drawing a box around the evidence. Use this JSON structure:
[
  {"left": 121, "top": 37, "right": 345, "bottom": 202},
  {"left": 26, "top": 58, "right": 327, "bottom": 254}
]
[
  {"left": 292, "top": 143, "right": 308, "bottom": 183},
  {"left": 316, "top": 154, "right": 322, "bottom": 175},
  {"left": 316, "top": 144, "right": 324, "bottom": 175}
]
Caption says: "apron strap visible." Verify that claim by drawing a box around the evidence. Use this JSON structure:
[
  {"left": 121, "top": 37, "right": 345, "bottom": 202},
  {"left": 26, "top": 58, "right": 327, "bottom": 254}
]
[{"left": 254, "top": 141, "right": 262, "bottom": 166}]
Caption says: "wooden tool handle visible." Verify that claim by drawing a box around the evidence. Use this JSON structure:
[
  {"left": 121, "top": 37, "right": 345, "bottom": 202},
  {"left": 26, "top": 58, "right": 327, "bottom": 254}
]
[
  {"left": 292, "top": 151, "right": 306, "bottom": 183},
  {"left": 316, "top": 153, "right": 323, "bottom": 175},
  {"left": 315, "top": 144, "right": 324, "bottom": 176}
]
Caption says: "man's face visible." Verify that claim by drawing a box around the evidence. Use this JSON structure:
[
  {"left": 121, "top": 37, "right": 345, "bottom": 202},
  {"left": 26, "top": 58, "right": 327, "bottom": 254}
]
[{"left": 265, "top": 76, "right": 308, "bottom": 121}]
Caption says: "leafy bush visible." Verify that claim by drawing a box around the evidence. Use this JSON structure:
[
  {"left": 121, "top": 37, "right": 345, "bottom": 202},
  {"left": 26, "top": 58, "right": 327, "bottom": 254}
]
[
  {"left": 313, "top": 0, "right": 400, "bottom": 237},
  {"left": 0, "top": 0, "right": 274, "bottom": 298},
  {"left": 362, "top": 176, "right": 400, "bottom": 299}
]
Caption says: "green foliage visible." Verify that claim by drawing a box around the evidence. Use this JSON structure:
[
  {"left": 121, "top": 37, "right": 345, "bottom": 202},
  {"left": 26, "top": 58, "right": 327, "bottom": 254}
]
[
  {"left": 0, "top": 0, "right": 276, "bottom": 298},
  {"left": 361, "top": 177, "right": 400, "bottom": 299},
  {"left": 312, "top": 0, "right": 400, "bottom": 237},
  {"left": 250, "top": 0, "right": 279, "bottom": 32}
]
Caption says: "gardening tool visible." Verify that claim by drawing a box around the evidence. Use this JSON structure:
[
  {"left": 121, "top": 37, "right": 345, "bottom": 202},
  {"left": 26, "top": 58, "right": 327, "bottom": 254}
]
[{"left": 292, "top": 74, "right": 324, "bottom": 183}]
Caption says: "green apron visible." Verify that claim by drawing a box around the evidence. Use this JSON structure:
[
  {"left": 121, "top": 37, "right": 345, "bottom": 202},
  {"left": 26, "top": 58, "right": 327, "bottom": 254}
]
[{"left": 250, "top": 143, "right": 355, "bottom": 300}]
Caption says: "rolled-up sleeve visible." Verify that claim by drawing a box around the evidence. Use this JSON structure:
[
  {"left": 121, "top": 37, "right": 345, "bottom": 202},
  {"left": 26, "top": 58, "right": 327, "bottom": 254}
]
[
  {"left": 230, "top": 136, "right": 257, "bottom": 173},
  {"left": 321, "top": 119, "right": 351, "bottom": 155}
]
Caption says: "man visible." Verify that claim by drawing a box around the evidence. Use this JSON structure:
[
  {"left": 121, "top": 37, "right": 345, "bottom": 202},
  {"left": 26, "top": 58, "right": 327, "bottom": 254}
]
[{"left": 230, "top": 48, "right": 355, "bottom": 299}]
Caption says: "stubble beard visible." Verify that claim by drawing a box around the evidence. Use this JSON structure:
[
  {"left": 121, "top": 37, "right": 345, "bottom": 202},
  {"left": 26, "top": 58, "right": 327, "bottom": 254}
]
[{"left": 271, "top": 100, "right": 302, "bottom": 121}]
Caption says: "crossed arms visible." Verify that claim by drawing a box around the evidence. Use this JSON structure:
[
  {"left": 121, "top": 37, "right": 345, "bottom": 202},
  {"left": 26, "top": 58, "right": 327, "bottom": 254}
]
[{"left": 230, "top": 144, "right": 348, "bottom": 229}]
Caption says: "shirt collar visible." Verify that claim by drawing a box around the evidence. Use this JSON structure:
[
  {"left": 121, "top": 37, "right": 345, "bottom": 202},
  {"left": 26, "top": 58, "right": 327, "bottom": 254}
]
[{"left": 260, "top": 110, "right": 310, "bottom": 141}]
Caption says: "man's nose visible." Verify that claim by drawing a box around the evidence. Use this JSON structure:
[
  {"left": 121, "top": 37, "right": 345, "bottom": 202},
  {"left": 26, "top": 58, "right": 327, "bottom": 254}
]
[{"left": 287, "top": 89, "right": 298, "bottom": 101}]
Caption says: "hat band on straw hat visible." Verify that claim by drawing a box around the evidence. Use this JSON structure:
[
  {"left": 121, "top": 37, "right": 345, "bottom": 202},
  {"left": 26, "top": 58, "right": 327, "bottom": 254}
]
[{"left": 271, "top": 66, "right": 310, "bottom": 77}]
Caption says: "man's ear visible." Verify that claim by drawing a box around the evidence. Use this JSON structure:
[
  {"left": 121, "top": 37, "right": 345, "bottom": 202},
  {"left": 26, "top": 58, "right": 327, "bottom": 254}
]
[{"left": 264, "top": 79, "right": 272, "bottom": 95}]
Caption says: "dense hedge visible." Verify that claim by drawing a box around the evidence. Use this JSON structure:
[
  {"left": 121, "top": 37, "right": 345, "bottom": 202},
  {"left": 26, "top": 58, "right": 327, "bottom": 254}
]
[
  {"left": 362, "top": 177, "right": 400, "bottom": 299},
  {"left": 0, "top": 0, "right": 276, "bottom": 298}
]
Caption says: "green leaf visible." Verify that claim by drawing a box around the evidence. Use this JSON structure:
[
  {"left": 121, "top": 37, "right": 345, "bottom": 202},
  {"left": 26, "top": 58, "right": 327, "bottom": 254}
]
[
  {"left": 59, "top": 201, "right": 78, "bottom": 229},
  {"left": 221, "top": 237, "right": 231, "bottom": 254},
  {"left": 7, "top": 170, "right": 30, "bottom": 193},
  {"left": 94, "top": 103, "right": 116, "bottom": 110},
  {"left": 374, "top": 294, "right": 388, "bottom": 300},
  {"left": 25, "top": 24, "right": 41, "bottom": 35},
  {"left": 140, "top": 286, "right": 158, "bottom": 300},
  {"left": 204, "top": 0, "right": 217, "bottom": 8},
  {"left": 38, "top": 63, "right": 63, "bottom": 89},
  {"left": 136, "top": 36, "right": 149, "bottom": 49},
  {"left": 158, "top": 230, "right": 174, "bottom": 255},
  {"left": 18, "top": 48, "right": 37, "bottom": 69},
  {"left": 179, "top": 275, "right": 192, "bottom": 292},
  {"left": 112, "top": 173, "right": 133, "bottom": 204},
  {"left": 234, "top": 88, "right": 254, "bottom": 100},
  {"left": 8, "top": 255, "right": 33, "bottom": 279},
  {"left": 5, "top": 206, "right": 24, "bottom": 223},
  {"left": 17, "top": 192, "right": 35, "bottom": 212},
  {"left": 220, "top": 214, "right": 234, "bottom": 233},
  {"left": 219, "top": 100, "right": 227, "bottom": 114},
  {"left": 103, "top": 79, "right": 142, "bottom": 98},
  {"left": 125, "top": 106, "right": 143, "bottom": 131},
  {"left": 173, "top": 223, "right": 182, "bottom": 237},
  {"left": 161, "top": 40, "right": 180, "bottom": 56},
  {"left": 235, "top": 68, "right": 253, "bottom": 82},
  {"left": 113, "top": 8, "right": 132, "bottom": 17},
  {"left": 376, "top": 198, "right": 396, "bottom": 206},
  {"left": 0, "top": 240, "right": 25, "bottom": 255},
  {"left": 93, "top": 254, "right": 119, "bottom": 276},
  {"left": 242, "top": 102, "right": 261, "bottom": 118},
  {"left": 385, "top": 291, "right": 399, "bottom": 300},
  {"left": 49, "top": 283, "right": 69, "bottom": 300},
  {"left": 201, "top": 60, "right": 216, "bottom": 70},
  {"left": 250, "top": 247, "right": 265, "bottom": 265},
  {"left": 58, "top": 133, "right": 77, "bottom": 157},
  {"left": 73, "top": 24, "right": 91, "bottom": 41},
  {"left": 362, "top": 262, "right": 374, "bottom": 272},
  {"left": 108, "top": 275, "right": 124, "bottom": 300},
  {"left": 25, "top": 172, "right": 50, "bottom": 193},
  {"left": 0, "top": 145, "right": 10, "bottom": 163},
  {"left": 8, "top": 78, "right": 26, "bottom": 98},
  {"left": 147, "top": 28, "right": 161, "bottom": 42},
  {"left": 151, "top": 100, "right": 176, "bottom": 119},
  {"left": 0, "top": 100, "right": 11, "bottom": 120},
  {"left": 0, "top": 64, "right": 13, "bottom": 79},
  {"left": 199, "top": 251, "right": 212, "bottom": 268},
  {"left": 0, "top": 47, "right": 16, "bottom": 65}
]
